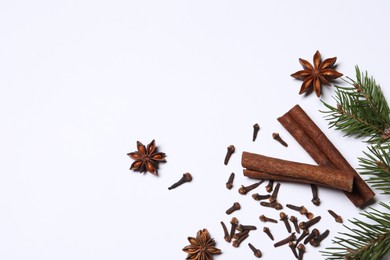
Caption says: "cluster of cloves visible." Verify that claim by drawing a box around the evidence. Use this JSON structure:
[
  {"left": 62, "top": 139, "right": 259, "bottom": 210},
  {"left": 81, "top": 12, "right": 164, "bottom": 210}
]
[{"left": 221, "top": 217, "right": 260, "bottom": 253}]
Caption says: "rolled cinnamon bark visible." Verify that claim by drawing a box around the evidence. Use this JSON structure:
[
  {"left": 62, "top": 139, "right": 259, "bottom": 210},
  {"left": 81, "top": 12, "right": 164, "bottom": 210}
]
[
  {"left": 241, "top": 151, "right": 354, "bottom": 192},
  {"left": 278, "top": 104, "right": 375, "bottom": 207}
]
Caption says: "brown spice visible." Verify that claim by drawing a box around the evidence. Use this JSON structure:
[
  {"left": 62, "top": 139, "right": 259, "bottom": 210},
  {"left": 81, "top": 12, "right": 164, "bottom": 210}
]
[
  {"left": 182, "top": 229, "right": 222, "bottom": 259},
  {"left": 224, "top": 145, "right": 235, "bottom": 165},
  {"left": 253, "top": 123, "right": 260, "bottom": 142},
  {"left": 242, "top": 152, "right": 354, "bottom": 192},
  {"left": 277, "top": 104, "right": 375, "bottom": 207},
  {"left": 226, "top": 172, "right": 235, "bottom": 190}
]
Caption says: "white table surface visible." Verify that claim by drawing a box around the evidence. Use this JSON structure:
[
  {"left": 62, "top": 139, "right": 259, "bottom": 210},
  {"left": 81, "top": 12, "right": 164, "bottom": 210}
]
[{"left": 1, "top": 1, "right": 389, "bottom": 259}]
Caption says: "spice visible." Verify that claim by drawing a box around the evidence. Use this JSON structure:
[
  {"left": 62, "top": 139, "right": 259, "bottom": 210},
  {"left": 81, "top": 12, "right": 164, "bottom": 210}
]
[
  {"left": 310, "top": 184, "right": 320, "bottom": 206},
  {"left": 238, "top": 180, "right": 263, "bottom": 195},
  {"left": 263, "top": 226, "right": 274, "bottom": 240},
  {"left": 253, "top": 123, "right": 260, "bottom": 142},
  {"left": 226, "top": 202, "right": 241, "bottom": 215},
  {"left": 269, "top": 182, "right": 281, "bottom": 202},
  {"left": 296, "top": 229, "right": 309, "bottom": 245},
  {"left": 290, "top": 216, "right": 300, "bottom": 234},
  {"left": 233, "top": 229, "right": 250, "bottom": 240},
  {"left": 290, "top": 50, "right": 343, "bottom": 97},
  {"left": 237, "top": 224, "right": 257, "bottom": 231},
  {"left": 309, "top": 229, "right": 330, "bottom": 247},
  {"left": 277, "top": 104, "right": 375, "bottom": 207},
  {"left": 289, "top": 241, "right": 299, "bottom": 258},
  {"left": 252, "top": 193, "right": 271, "bottom": 201},
  {"left": 260, "top": 201, "right": 283, "bottom": 210},
  {"left": 272, "top": 132, "right": 288, "bottom": 147},
  {"left": 328, "top": 209, "right": 343, "bottom": 223},
  {"left": 259, "top": 214, "right": 278, "bottom": 223},
  {"left": 265, "top": 180, "right": 274, "bottom": 192},
  {"left": 242, "top": 152, "right": 354, "bottom": 192},
  {"left": 304, "top": 229, "right": 319, "bottom": 244},
  {"left": 274, "top": 233, "right": 296, "bottom": 247},
  {"left": 226, "top": 172, "right": 235, "bottom": 190},
  {"left": 220, "top": 221, "right": 231, "bottom": 243},
  {"left": 280, "top": 212, "right": 292, "bottom": 233},
  {"left": 248, "top": 243, "right": 262, "bottom": 258},
  {"left": 232, "top": 233, "right": 249, "bottom": 248},
  {"left": 299, "top": 216, "right": 321, "bottom": 230},
  {"left": 230, "top": 217, "right": 239, "bottom": 240},
  {"left": 168, "top": 173, "right": 192, "bottom": 190},
  {"left": 182, "top": 229, "right": 222, "bottom": 259},
  {"left": 127, "top": 140, "right": 166, "bottom": 176},
  {"left": 286, "top": 204, "right": 308, "bottom": 215},
  {"left": 297, "top": 244, "right": 305, "bottom": 260},
  {"left": 224, "top": 145, "right": 235, "bottom": 165}
]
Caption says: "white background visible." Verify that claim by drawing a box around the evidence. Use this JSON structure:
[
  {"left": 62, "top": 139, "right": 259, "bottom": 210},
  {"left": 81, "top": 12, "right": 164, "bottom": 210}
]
[{"left": 0, "top": 0, "right": 389, "bottom": 259}]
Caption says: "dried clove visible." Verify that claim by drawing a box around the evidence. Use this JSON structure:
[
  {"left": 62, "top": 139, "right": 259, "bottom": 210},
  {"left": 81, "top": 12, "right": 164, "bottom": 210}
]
[
  {"left": 310, "top": 184, "right": 320, "bottom": 206},
  {"left": 304, "top": 228, "right": 319, "bottom": 245},
  {"left": 252, "top": 193, "right": 271, "bottom": 201},
  {"left": 272, "top": 132, "right": 288, "bottom": 147},
  {"left": 248, "top": 243, "right": 262, "bottom": 258},
  {"left": 265, "top": 180, "right": 274, "bottom": 192},
  {"left": 297, "top": 244, "right": 305, "bottom": 260},
  {"left": 299, "top": 216, "right": 321, "bottom": 230},
  {"left": 289, "top": 241, "right": 299, "bottom": 258},
  {"left": 226, "top": 172, "right": 235, "bottom": 190},
  {"left": 259, "top": 214, "right": 278, "bottom": 223},
  {"left": 233, "top": 229, "right": 250, "bottom": 240},
  {"left": 230, "top": 217, "right": 239, "bottom": 240},
  {"left": 220, "top": 221, "right": 231, "bottom": 243},
  {"left": 328, "top": 209, "right": 343, "bottom": 223},
  {"left": 269, "top": 182, "right": 281, "bottom": 202},
  {"left": 260, "top": 201, "right": 283, "bottom": 210},
  {"left": 226, "top": 202, "right": 241, "bottom": 215},
  {"left": 232, "top": 233, "right": 249, "bottom": 247},
  {"left": 253, "top": 123, "right": 260, "bottom": 142},
  {"left": 296, "top": 229, "right": 309, "bottom": 245},
  {"left": 309, "top": 229, "right": 330, "bottom": 247},
  {"left": 168, "top": 173, "right": 192, "bottom": 190},
  {"left": 224, "top": 145, "right": 235, "bottom": 165},
  {"left": 290, "top": 215, "right": 300, "bottom": 234},
  {"left": 263, "top": 226, "right": 274, "bottom": 240},
  {"left": 280, "top": 212, "right": 292, "bottom": 233},
  {"left": 274, "top": 232, "right": 296, "bottom": 247},
  {"left": 239, "top": 180, "right": 264, "bottom": 195},
  {"left": 286, "top": 204, "right": 308, "bottom": 215},
  {"left": 237, "top": 224, "right": 257, "bottom": 231},
  {"left": 305, "top": 212, "right": 314, "bottom": 220}
]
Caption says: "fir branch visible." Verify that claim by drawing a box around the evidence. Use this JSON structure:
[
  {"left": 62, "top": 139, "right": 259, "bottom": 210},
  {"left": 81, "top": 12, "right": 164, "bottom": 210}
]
[
  {"left": 321, "top": 66, "right": 390, "bottom": 143},
  {"left": 359, "top": 144, "right": 390, "bottom": 194},
  {"left": 321, "top": 202, "right": 390, "bottom": 260}
]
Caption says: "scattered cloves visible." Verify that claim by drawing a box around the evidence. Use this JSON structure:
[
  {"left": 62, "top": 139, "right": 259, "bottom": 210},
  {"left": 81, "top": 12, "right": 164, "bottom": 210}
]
[
  {"left": 310, "top": 184, "right": 320, "bottom": 206},
  {"left": 253, "top": 123, "right": 260, "bottom": 142},
  {"left": 263, "top": 226, "right": 274, "bottom": 240},
  {"left": 299, "top": 216, "right": 321, "bottom": 230},
  {"left": 226, "top": 172, "right": 235, "bottom": 190},
  {"left": 274, "top": 232, "right": 296, "bottom": 247},
  {"left": 239, "top": 180, "right": 264, "bottom": 195},
  {"left": 224, "top": 145, "right": 235, "bottom": 165},
  {"left": 259, "top": 214, "right": 278, "bottom": 223},
  {"left": 309, "top": 229, "right": 330, "bottom": 247},
  {"left": 297, "top": 244, "right": 305, "bottom": 260},
  {"left": 290, "top": 215, "right": 300, "bottom": 234},
  {"left": 260, "top": 201, "right": 283, "bottom": 210},
  {"left": 286, "top": 204, "right": 308, "bottom": 215},
  {"left": 233, "top": 229, "right": 250, "bottom": 240},
  {"left": 280, "top": 212, "right": 292, "bottom": 233},
  {"left": 168, "top": 173, "right": 192, "bottom": 190},
  {"left": 252, "top": 193, "right": 271, "bottom": 201},
  {"left": 226, "top": 202, "right": 241, "bottom": 215},
  {"left": 265, "top": 180, "right": 274, "bottom": 192},
  {"left": 220, "top": 221, "right": 231, "bottom": 243},
  {"left": 232, "top": 233, "right": 249, "bottom": 247},
  {"left": 272, "top": 132, "right": 288, "bottom": 147},
  {"left": 289, "top": 241, "right": 299, "bottom": 259},
  {"left": 328, "top": 209, "right": 343, "bottom": 223},
  {"left": 248, "top": 243, "right": 262, "bottom": 258},
  {"left": 269, "top": 182, "right": 281, "bottom": 202}
]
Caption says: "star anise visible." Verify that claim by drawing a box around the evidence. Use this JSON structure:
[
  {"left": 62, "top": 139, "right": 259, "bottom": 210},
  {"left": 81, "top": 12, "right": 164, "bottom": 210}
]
[
  {"left": 127, "top": 140, "right": 166, "bottom": 176},
  {"left": 182, "top": 229, "right": 222, "bottom": 260},
  {"left": 291, "top": 50, "right": 343, "bottom": 97}
]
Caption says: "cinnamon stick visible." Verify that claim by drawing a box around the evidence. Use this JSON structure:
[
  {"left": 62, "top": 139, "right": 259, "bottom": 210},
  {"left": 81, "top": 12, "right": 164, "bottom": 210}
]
[
  {"left": 241, "top": 152, "right": 354, "bottom": 192},
  {"left": 278, "top": 104, "right": 375, "bottom": 207}
]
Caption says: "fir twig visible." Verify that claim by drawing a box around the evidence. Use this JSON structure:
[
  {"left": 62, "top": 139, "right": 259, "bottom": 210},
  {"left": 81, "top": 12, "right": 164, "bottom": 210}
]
[
  {"left": 321, "top": 202, "right": 390, "bottom": 260},
  {"left": 321, "top": 66, "right": 390, "bottom": 144},
  {"left": 359, "top": 144, "right": 390, "bottom": 194}
]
